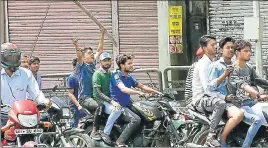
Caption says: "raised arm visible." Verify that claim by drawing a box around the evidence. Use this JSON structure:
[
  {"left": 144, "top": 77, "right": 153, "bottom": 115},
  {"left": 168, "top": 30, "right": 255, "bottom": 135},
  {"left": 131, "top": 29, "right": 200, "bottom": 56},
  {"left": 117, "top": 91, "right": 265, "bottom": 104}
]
[
  {"left": 72, "top": 39, "right": 83, "bottom": 65},
  {"left": 95, "top": 30, "right": 105, "bottom": 61}
]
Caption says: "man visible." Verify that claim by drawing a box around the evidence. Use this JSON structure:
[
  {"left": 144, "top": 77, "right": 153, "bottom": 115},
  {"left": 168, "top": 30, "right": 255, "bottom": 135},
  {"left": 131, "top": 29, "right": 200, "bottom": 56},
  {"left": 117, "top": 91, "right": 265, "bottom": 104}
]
[
  {"left": 110, "top": 54, "right": 162, "bottom": 147},
  {"left": 228, "top": 40, "right": 268, "bottom": 147},
  {"left": 20, "top": 54, "right": 29, "bottom": 69},
  {"left": 29, "top": 56, "right": 42, "bottom": 89},
  {"left": 67, "top": 58, "right": 86, "bottom": 128},
  {"left": 1, "top": 42, "right": 50, "bottom": 127},
  {"left": 92, "top": 52, "right": 121, "bottom": 145},
  {"left": 191, "top": 35, "right": 226, "bottom": 147},
  {"left": 207, "top": 37, "right": 244, "bottom": 147},
  {"left": 72, "top": 30, "right": 104, "bottom": 140},
  {"left": 185, "top": 47, "right": 204, "bottom": 105}
]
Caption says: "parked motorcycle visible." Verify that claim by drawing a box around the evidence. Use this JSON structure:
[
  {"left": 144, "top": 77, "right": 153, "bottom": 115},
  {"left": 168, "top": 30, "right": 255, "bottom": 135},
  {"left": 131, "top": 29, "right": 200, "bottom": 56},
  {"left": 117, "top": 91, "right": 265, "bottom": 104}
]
[
  {"left": 80, "top": 93, "right": 182, "bottom": 147},
  {"left": 37, "top": 96, "right": 92, "bottom": 147},
  {"left": 1, "top": 100, "right": 46, "bottom": 147}
]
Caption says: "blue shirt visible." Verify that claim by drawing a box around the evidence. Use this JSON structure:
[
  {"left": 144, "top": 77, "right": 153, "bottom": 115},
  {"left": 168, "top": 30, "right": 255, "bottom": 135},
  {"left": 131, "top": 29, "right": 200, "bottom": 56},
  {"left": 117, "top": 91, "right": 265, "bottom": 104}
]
[
  {"left": 110, "top": 70, "right": 138, "bottom": 107},
  {"left": 77, "top": 61, "right": 96, "bottom": 97},
  {"left": 1, "top": 67, "right": 48, "bottom": 112},
  {"left": 207, "top": 57, "right": 232, "bottom": 99},
  {"left": 67, "top": 72, "right": 80, "bottom": 100}
]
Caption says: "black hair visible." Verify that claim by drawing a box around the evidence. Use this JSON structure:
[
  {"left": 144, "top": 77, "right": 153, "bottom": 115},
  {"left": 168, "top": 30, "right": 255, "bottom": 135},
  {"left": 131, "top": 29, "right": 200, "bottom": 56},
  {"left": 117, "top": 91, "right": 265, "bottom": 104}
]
[
  {"left": 233, "top": 40, "right": 252, "bottom": 53},
  {"left": 72, "top": 58, "right": 77, "bottom": 67},
  {"left": 116, "top": 54, "right": 134, "bottom": 70},
  {"left": 29, "top": 56, "right": 40, "bottom": 65},
  {"left": 219, "top": 37, "right": 235, "bottom": 49},
  {"left": 199, "top": 35, "right": 216, "bottom": 49}
]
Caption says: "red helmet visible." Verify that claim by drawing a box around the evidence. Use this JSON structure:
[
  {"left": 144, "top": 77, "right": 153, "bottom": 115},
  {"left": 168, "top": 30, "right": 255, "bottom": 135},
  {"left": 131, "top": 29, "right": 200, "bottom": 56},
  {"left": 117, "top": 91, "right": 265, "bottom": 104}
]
[
  {"left": 196, "top": 47, "right": 204, "bottom": 57},
  {"left": 22, "top": 141, "right": 38, "bottom": 147}
]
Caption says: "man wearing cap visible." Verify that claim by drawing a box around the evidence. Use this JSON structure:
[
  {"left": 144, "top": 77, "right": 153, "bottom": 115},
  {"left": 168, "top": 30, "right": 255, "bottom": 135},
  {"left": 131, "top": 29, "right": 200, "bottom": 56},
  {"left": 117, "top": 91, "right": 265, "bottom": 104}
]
[
  {"left": 1, "top": 42, "right": 50, "bottom": 127},
  {"left": 92, "top": 52, "right": 121, "bottom": 144}
]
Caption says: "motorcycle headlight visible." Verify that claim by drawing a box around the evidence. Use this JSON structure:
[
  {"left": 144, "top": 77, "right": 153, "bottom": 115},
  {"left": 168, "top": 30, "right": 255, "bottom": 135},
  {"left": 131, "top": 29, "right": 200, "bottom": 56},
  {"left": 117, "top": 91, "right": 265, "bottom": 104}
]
[{"left": 18, "top": 114, "right": 38, "bottom": 128}]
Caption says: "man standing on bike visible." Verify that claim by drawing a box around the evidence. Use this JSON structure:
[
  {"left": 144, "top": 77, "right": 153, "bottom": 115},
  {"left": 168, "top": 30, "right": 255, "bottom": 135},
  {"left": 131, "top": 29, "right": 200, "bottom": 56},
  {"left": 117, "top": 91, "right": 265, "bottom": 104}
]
[
  {"left": 110, "top": 54, "right": 162, "bottom": 147},
  {"left": 228, "top": 40, "right": 268, "bottom": 147},
  {"left": 191, "top": 35, "right": 226, "bottom": 147},
  {"left": 207, "top": 37, "right": 244, "bottom": 146},
  {"left": 1, "top": 42, "right": 50, "bottom": 126},
  {"left": 72, "top": 30, "right": 104, "bottom": 140},
  {"left": 92, "top": 52, "right": 121, "bottom": 145}
]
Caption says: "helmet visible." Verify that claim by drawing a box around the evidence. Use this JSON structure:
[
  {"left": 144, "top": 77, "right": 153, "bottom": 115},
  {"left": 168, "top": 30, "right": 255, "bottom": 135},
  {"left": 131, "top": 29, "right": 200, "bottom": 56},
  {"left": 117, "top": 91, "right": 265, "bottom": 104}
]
[
  {"left": 1, "top": 43, "right": 21, "bottom": 71},
  {"left": 196, "top": 47, "right": 204, "bottom": 57}
]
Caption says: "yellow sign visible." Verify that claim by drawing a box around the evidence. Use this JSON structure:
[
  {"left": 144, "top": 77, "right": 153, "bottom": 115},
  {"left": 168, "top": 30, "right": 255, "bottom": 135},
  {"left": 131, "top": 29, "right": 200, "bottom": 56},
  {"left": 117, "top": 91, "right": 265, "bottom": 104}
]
[{"left": 169, "top": 6, "right": 183, "bottom": 53}]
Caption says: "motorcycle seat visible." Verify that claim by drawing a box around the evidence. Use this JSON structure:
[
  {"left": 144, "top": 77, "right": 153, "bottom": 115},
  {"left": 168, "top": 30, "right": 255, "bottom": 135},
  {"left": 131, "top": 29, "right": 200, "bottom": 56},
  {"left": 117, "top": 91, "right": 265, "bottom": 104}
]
[{"left": 187, "top": 104, "right": 225, "bottom": 126}]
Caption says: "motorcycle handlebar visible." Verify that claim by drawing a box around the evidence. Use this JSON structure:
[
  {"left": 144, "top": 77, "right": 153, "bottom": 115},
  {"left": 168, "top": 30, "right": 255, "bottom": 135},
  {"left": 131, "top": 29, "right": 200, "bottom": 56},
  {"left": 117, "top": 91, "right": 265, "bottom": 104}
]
[{"left": 1, "top": 104, "right": 11, "bottom": 109}]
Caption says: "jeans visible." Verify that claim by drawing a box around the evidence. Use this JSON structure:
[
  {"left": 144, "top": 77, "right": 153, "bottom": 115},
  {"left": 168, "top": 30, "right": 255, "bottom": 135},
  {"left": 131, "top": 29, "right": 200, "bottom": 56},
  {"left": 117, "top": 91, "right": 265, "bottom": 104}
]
[
  {"left": 103, "top": 102, "right": 122, "bottom": 135},
  {"left": 195, "top": 96, "right": 226, "bottom": 133},
  {"left": 1, "top": 113, "right": 8, "bottom": 127},
  {"left": 240, "top": 101, "right": 263, "bottom": 147},
  {"left": 70, "top": 103, "right": 87, "bottom": 128},
  {"left": 80, "top": 97, "right": 100, "bottom": 128},
  {"left": 117, "top": 107, "right": 141, "bottom": 143}
]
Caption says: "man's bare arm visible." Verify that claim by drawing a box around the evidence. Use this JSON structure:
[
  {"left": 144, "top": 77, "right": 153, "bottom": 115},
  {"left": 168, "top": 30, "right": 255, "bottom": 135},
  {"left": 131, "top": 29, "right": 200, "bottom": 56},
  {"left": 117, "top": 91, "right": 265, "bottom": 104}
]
[
  {"left": 95, "top": 30, "right": 105, "bottom": 61},
  {"left": 68, "top": 88, "right": 80, "bottom": 107},
  {"left": 137, "top": 82, "right": 161, "bottom": 94},
  {"left": 117, "top": 82, "right": 143, "bottom": 95},
  {"left": 72, "top": 39, "right": 83, "bottom": 65}
]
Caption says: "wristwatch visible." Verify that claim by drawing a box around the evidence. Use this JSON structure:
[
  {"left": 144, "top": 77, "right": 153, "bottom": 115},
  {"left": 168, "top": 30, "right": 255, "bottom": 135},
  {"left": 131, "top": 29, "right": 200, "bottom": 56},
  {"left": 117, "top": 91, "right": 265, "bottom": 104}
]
[{"left": 256, "top": 93, "right": 261, "bottom": 100}]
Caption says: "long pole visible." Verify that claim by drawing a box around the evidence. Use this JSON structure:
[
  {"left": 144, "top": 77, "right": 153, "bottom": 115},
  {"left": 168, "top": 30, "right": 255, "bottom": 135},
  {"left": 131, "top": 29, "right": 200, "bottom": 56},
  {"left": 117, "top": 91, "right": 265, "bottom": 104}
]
[
  {"left": 73, "top": 0, "right": 118, "bottom": 47},
  {"left": 253, "top": 1, "right": 263, "bottom": 77}
]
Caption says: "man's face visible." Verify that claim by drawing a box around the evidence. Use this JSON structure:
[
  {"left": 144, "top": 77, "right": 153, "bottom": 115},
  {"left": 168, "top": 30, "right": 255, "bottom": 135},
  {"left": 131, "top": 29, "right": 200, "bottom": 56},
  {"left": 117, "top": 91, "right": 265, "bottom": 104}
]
[
  {"left": 84, "top": 49, "right": 94, "bottom": 64},
  {"left": 122, "top": 59, "right": 134, "bottom": 73},
  {"left": 222, "top": 42, "right": 234, "bottom": 59},
  {"left": 204, "top": 40, "right": 217, "bottom": 56},
  {"left": 101, "top": 58, "right": 112, "bottom": 69},
  {"left": 237, "top": 46, "right": 252, "bottom": 61},
  {"left": 30, "top": 61, "right": 40, "bottom": 72},
  {"left": 20, "top": 56, "right": 29, "bottom": 69}
]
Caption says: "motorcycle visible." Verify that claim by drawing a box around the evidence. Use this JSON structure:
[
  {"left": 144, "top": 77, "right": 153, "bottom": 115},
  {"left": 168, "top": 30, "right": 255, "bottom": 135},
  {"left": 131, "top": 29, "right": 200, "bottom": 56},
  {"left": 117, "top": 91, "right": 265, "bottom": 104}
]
[
  {"left": 80, "top": 93, "right": 182, "bottom": 147},
  {"left": 185, "top": 78, "right": 268, "bottom": 147},
  {"left": 1, "top": 100, "right": 47, "bottom": 147},
  {"left": 37, "top": 96, "right": 92, "bottom": 147}
]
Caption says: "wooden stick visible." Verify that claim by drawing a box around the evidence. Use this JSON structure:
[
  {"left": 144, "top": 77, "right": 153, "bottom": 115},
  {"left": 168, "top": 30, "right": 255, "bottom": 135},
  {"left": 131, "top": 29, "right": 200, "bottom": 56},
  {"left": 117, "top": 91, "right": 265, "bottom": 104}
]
[{"left": 73, "top": 0, "right": 118, "bottom": 47}]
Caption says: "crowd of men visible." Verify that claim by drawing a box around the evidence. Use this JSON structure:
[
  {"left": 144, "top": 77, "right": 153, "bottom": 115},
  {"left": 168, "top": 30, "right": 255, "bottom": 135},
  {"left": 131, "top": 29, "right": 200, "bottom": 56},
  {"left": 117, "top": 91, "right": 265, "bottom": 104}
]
[
  {"left": 2, "top": 30, "right": 268, "bottom": 147},
  {"left": 67, "top": 30, "right": 162, "bottom": 147},
  {"left": 187, "top": 35, "right": 268, "bottom": 147},
  {"left": 1, "top": 29, "right": 162, "bottom": 147}
]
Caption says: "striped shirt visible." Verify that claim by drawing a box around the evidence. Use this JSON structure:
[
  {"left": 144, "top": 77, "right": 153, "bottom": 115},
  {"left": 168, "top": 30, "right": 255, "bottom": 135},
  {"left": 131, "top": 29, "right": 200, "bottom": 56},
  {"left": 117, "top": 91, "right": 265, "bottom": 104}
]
[{"left": 184, "top": 62, "right": 197, "bottom": 105}]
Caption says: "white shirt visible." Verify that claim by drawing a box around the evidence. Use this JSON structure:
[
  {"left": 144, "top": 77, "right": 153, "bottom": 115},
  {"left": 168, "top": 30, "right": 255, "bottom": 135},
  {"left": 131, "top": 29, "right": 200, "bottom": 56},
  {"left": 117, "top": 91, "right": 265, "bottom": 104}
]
[
  {"left": 192, "top": 54, "right": 213, "bottom": 104},
  {"left": 1, "top": 67, "right": 48, "bottom": 112}
]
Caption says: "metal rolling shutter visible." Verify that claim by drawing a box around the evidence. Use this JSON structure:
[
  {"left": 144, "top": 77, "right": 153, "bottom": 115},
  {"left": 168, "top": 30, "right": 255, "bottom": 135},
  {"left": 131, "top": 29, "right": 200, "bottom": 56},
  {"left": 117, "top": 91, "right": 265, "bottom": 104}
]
[
  {"left": 118, "top": 0, "right": 159, "bottom": 84},
  {"left": 8, "top": 0, "right": 113, "bottom": 88},
  {"left": 208, "top": 1, "right": 268, "bottom": 65}
]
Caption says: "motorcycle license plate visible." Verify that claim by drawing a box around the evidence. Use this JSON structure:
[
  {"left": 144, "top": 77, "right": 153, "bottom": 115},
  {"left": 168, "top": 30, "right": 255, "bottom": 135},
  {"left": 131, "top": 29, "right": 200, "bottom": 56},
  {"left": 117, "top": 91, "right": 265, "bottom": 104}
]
[{"left": 14, "top": 128, "right": 43, "bottom": 135}]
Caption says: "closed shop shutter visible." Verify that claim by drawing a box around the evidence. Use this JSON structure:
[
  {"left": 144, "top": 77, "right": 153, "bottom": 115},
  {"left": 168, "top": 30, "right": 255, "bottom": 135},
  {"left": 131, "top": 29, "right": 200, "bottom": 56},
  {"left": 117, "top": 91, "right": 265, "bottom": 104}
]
[
  {"left": 8, "top": 0, "right": 113, "bottom": 88},
  {"left": 208, "top": 1, "right": 268, "bottom": 64},
  {"left": 118, "top": 0, "right": 159, "bottom": 84}
]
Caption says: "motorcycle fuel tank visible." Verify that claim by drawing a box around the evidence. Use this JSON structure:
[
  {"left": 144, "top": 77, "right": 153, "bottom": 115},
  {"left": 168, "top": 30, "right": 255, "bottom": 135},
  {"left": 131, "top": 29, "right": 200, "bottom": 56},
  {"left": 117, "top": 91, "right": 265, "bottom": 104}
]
[
  {"left": 251, "top": 102, "right": 268, "bottom": 126},
  {"left": 132, "top": 101, "right": 163, "bottom": 122}
]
